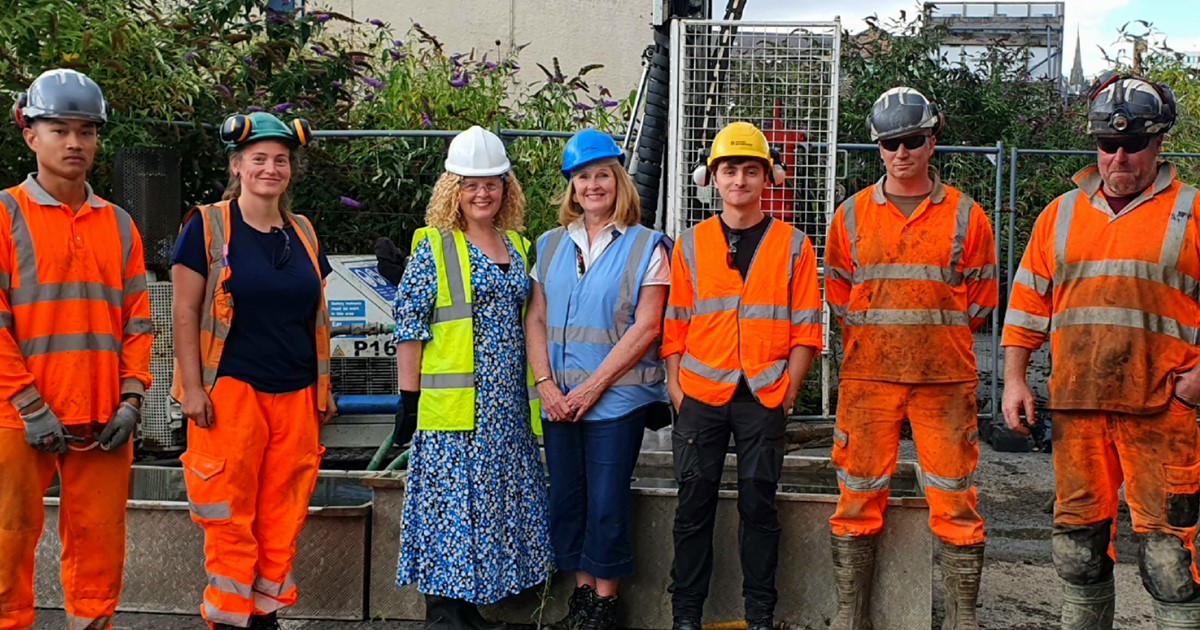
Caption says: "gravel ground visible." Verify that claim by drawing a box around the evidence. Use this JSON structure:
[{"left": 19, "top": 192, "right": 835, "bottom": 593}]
[{"left": 34, "top": 440, "right": 1160, "bottom": 629}]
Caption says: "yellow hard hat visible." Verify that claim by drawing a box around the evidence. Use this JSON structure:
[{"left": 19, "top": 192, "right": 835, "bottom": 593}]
[{"left": 707, "top": 122, "right": 772, "bottom": 167}]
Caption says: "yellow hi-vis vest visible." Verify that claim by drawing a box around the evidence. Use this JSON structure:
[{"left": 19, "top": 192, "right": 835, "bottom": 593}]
[{"left": 413, "top": 227, "right": 542, "bottom": 435}]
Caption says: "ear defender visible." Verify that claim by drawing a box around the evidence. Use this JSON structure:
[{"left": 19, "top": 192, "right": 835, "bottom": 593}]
[
  {"left": 769, "top": 148, "right": 786, "bottom": 186},
  {"left": 691, "top": 148, "right": 712, "bottom": 187},
  {"left": 290, "top": 118, "right": 311, "bottom": 146},
  {"left": 12, "top": 93, "right": 27, "bottom": 129},
  {"left": 220, "top": 114, "right": 252, "bottom": 145}
]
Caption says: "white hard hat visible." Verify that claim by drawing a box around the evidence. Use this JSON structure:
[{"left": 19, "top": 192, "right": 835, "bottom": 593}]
[{"left": 445, "top": 125, "right": 511, "bottom": 177}]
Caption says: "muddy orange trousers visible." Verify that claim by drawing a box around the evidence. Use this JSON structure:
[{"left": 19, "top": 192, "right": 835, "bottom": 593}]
[
  {"left": 181, "top": 377, "right": 322, "bottom": 628},
  {"left": 1052, "top": 403, "right": 1200, "bottom": 600},
  {"left": 830, "top": 379, "right": 985, "bottom": 546},
  {"left": 0, "top": 428, "right": 133, "bottom": 630}
]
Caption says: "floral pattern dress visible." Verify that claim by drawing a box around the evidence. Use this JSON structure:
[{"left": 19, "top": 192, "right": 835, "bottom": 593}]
[{"left": 393, "top": 233, "right": 551, "bottom": 605}]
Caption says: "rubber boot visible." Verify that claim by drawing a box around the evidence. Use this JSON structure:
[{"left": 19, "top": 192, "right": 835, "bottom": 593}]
[
  {"left": 830, "top": 533, "right": 876, "bottom": 630},
  {"left": 581, "top": 593, "right": 617, "bottom": 630},
  {"left": 1060, "top": 579, "right": 1115, "bottom": 630},
  {"left": 941, "top": 542, "right": 984, "bottom": 630},
  {"left": 1152, "top": 599, "right": 1200, "bottom": 629},
  {"left": 550, "top": 585, "right": 598, "bottom": 630},
  {"left": 425, "top": 595, "right": 469, "bottom": 629}
]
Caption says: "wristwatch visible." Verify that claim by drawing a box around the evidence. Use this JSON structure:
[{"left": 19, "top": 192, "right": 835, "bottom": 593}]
[{"left": 121, "top": 393, "right": 145, "bottom": 406}]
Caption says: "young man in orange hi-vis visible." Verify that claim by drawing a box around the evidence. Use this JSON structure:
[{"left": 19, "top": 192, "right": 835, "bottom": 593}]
[
  {"left": 1003, "top": 73, "right": 1200, "bottom": 629},
  {"left": 824, "top": 87, "right": 997, "bottom": 630},
  {"left": 0, "top": 69, "right": 152, "bottom": 630},
  {"left": 663, "top": 121, "right": 822, "bottom": 630}
]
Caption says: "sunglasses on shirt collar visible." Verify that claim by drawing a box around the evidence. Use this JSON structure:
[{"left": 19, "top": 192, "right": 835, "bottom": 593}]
[
  {"left": 1096, "top": 135, "right": 1155, "bottom": 155},
  {"left": 879, "top": 135, "right": 929, "bottom": 152}
]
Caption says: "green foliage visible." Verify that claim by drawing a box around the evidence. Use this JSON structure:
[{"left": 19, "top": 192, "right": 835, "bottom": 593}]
[{"left": 0, "top": 0, "right": 624, "bottom": 252}]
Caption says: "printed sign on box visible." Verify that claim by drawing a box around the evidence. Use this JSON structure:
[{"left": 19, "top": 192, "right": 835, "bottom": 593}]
[{"left": 347, "top": 265, "right": 398, "bottom": 305}]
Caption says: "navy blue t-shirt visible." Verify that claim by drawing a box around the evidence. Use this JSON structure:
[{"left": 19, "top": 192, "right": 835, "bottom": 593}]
[{"left": 171, "top": 200, "right": 332, "bottom": 393}]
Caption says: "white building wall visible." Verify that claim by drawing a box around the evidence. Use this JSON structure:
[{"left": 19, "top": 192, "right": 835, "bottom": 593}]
[{"left": 319, "top": 0, "right": 655, "bottom": 102}]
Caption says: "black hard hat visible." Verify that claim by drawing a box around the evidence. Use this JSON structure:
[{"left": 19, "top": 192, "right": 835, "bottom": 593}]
[
  {"left": 12, "top": 69, "right": 109, "bottom": 128},
  {"left": 1086, "top": 72, "right": 1175, "bottom": 137},
  {"left": 868, "top": 87, "right": 944, "bottom": 141}
]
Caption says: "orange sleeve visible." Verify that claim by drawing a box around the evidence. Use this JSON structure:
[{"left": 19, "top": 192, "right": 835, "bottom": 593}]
[
  {"left": 1002, "top": 200, "right": 1058, "bottom": 349},
  {"left": 791, "top": 234, "right": 823, "bottom": 350},
  {"left": 824, "top": 202, "right": 853, "bottom": 325},
  {"left": 119, "top": 221, "right": 153, "bottom": 397},
  {"left": 661, "top": 234, "right": 693, "bottom": 358},
  {"left": 965, "top": 204, "right": 998, "bottom": 332},
  {"left": 0, "top": 203, "right": 37, "bottom": 409}
]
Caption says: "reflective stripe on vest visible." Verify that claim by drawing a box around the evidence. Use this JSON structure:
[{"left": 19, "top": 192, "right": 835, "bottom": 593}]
[
  {"left": 1051, "top": 185, "right": 1200, "bottom": 343},
  {"left": 539, "top": 224, "right": 667, "bottom": 420},
  {"left": 416, "top": 227, "right": 542, "bottom": 434}
]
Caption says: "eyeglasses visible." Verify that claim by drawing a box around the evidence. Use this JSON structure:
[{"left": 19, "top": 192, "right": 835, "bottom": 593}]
[
  {"left": 879, "top": 135, "right": 929, "bottom": 152},
  {"left": 726, "top": 232, "right": 741, "bottom": 269},
  {"left": 1096, "top": 135, "right": 1154, "bottom": 155},
  {"left": 271, "top": 226, "right": 291, "bottom": 270},
  {"left": 460, "top": 181, "right": 503, "bottom": 195}
]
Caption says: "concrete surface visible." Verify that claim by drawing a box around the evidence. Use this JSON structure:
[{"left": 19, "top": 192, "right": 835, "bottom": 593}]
[{"left": 34, "top": 440, "right": 1161, "bottom": 629}]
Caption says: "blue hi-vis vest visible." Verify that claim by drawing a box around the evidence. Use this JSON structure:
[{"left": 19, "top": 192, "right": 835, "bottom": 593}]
[{"left": 536, "top": 224, "right": 668, "bottom": 422}]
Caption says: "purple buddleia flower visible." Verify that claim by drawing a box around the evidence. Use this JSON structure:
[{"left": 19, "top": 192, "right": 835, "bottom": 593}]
[
  {"left": 449, "top": 72, "right": 469, "bottom": 88},
  {"left": 513, "top": 113, "right": 526, "bottom": 121},
  {"left": 311, "top": 44, "right": 327, "bottom": 56},
  {"left": 331, "top": 80, "right": 344, "bottom": 90},
  {"left": 272, "top": 102, "right": 293, "bottom": 113},
  {"left": 394, "top": 39, "right": 404, "bottom": 47},
  {"left": 364, "top": 92, "right": 375, "bottom": 102},
  {"left": 450, "top": 53, "right": 465, "bottom": 67},
  {"left": 340, "top": 196, "right": 363, "bottom": 209},
  {"left": 184, "top": 51, "right": 197, "bottom": 63},
  {"left": 573, "top": 102, "right": 593, "bottom": 111},
  {"left": 247, "top": 105, "right": 264, "bottom": 113},
  {"left": 216, "top": 84, "right": 232, "bottom": 100},
  {"left": 602, "top": 99, "right": 618, "bottom": 108},
  {"left": 361, "top": 76, "right": 385, "bottom": 89},
  {"left": 299, "top": 99, "right": 312, "bottom": 109},
  {"left": 314, "top": 13, "right": 331, "bottom": 22},
  {"left": 420, "top": 112, "right": 433, "bottom": 128},
  {"left": 242, "top": 56, "right": 254, "bottom": 66},
  {"left": 572, "top": 114, "right": 585, "bottom": 122},
  {"left": 369, "top": 18, "right": 385, "bottom": 27},
  {"left": 389, "top": 49, "right": 403, "bottom": 61},
  {"left": 254, "top": 88, "right": 267, "bottom": 98},
  {"left": 482, "top": 60, "right": 498, "bottom": 71}
]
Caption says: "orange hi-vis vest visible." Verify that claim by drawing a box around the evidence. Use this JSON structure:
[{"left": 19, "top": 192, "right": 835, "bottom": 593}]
[
  {"left": 1003, "top": 162, "right": 1200, "bottom": 414},
  {"left": 826, "top": 174, "right": 998, "bottom": 383},
  {"left": 0, "top": 175, "right": 152, "bottom": 428},
  {"left": 171, "top": 201, "right": 331, "bottom": 410},
  {"left": 662, "top": 215, "right": 823, "bottom": 408}
]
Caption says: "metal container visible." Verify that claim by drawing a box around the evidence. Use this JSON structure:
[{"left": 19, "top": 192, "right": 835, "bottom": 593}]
[
  {"left": 365, "top": 453, "right": 932, "bottom": 629},
  {"left": 35, "top": 467, "right": 372, "bottom": 620}
]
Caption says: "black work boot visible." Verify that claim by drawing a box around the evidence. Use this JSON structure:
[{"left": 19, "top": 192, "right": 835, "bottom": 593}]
[
  {"left": 550, "top": 584, "right": 598, "bottom": 629},
  {"left": 212, "top": 624, "right": 246, "bottom": 630},
  {"left": 459, "top": 599, "right": 509, "bottom": 630},
  {"left": 746, "top": 615, "right": 774, "bottom": 630},
  {"left": 250, "top": 612, "right": 280, "bottom": 630},
  {"left": 425, "top": 595, "right": 469, "bottom": 629},
  {"left": 672, "top": 617, "right": 702, "bottom": 630},
  {"left": 581, "top": 593, "right": 617, "bottom": 630}
]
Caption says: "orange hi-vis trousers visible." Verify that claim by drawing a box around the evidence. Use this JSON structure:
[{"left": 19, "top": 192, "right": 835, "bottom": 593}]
[
  {"left": 1052, "top": 403, "right": 1200, "bottom": 601},
  {"left": 830, "top": 379, "right": 985, "bottom": 546},
  {"left": 181, "top": 377, "right": 323, "bottom": 628},
  {"left": 0, "top": 428, "right": 133, "bottom": 630}
]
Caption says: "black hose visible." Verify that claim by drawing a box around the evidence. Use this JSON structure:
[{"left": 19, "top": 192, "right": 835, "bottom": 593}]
[{"left": 634, "top": 27, "right": 672, "bottom": 228}]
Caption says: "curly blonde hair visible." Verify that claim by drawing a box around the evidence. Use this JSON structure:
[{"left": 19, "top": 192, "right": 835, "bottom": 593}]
[
  {"left": 424, "top": 171, "right": 527, "bottom": 231},
  {"left": 555, "top": 159, "right": 641, "bottom": 228}
]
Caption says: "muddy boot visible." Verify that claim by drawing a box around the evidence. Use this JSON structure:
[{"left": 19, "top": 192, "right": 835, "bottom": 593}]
[
  {"left": 1060, "top": 580, "right": 1115, "bottom": 630},
  {"left": 581, "top": 593, "right": 617, "bottom": 630},
  {"left": 1152, "top": 599, "right": 1200, "bottom": 629},
  {"left": 425, "top": 595, "right": 468, "bottom": 628},
  {"left": 830, "top": 533, "right": 875, "bottom": 630},
  {"left": 941, "top": 542, "right": 984, "bottom": 630},
  {"left": 550, "top": 585, "right": 597, "bottom": 629}
]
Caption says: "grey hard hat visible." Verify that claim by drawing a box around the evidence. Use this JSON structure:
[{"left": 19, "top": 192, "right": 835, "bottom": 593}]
[
  {"left": 14, "top": 69, "right": 109, "bottom": 127},
  {"left": 868, "top": 87, "right": 943, "bottom": 141}
]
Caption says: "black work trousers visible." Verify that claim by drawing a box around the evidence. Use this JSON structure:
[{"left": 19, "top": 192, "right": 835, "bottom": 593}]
[{"left": 669, "top": 394, "right": 787, "bottom": 621}]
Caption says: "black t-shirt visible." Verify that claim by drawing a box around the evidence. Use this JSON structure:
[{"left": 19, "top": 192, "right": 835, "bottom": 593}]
[
  {"left": 720, "top": 215, "right": 771, "bottom": 280},
  {"left": 171, "top": 200, "right": 332, "bottom": 393}
]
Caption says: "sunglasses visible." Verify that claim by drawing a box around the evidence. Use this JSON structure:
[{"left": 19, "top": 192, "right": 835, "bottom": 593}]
[
  {"left": 1096, "top": 136, "right": 1154, "bottom": 155},
  {"left": 880, "top": 135, "right": 929, "bottom": 152},
  {"left": 726, "top": 232, "right": 741, "bottom": 269},
  {"left": 271, "top": 226, "right": 292, "bottom": 270}
]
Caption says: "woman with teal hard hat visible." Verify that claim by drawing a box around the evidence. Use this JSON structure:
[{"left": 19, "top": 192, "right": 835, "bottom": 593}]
[
  {"left": 172, "top": 111, "right": 333, "bottom": 630},
  {"left": 526, "top": 128, "right": 672, "bottom": 630}
]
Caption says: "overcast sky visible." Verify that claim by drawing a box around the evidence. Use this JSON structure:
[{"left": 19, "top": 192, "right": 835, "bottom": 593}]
[{"left": 739, "top": 0, "right": 1200, "bottom": 81}]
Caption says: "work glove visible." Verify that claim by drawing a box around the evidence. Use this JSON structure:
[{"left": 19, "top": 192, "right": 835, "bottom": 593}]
[
  {"left": 97, "top": 401, "right": 140, "bottom": 451},
  {"left": 20, "top": 404, "right": 68, "bottom": 454},
  {"left": 375, "top": 237, "right": 407, "bottom": 286},
  {"left": 394, "top": 390, "right": 420, "bottom": 447}
]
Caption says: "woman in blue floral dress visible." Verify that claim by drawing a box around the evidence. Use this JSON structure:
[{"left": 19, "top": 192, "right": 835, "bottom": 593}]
[{"left": 392, "top": 126, "right": 550, "bottom": 629}]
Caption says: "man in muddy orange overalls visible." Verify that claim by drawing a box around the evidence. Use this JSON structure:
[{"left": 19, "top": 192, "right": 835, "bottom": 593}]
[
  {"left": 1003, "top": 72, "right": 1200, "bottom": 629},
  {"left": 825, "top": 87, "right": 997, "bottom": 630}
]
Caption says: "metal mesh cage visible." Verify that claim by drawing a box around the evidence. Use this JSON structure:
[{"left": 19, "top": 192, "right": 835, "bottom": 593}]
[
  {"left": 142, "top": 281, "right": 184, "bottom": 451},
  {"left": 113, "top": 148, "right": 183, "bottom": 277},
  {"left": 331, "top": 356, "right": 398, "bottom": 396},
  {"left": 667, "top": 20, "right": 841, "bottom": 259}
]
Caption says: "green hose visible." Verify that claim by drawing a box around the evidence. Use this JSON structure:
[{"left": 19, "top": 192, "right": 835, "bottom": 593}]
[
  {"left": 383, "top": 448, "right": 411, "bottom": 471},
  {"left": 366, "top": 430, "right": 395, "bottom": 471}
]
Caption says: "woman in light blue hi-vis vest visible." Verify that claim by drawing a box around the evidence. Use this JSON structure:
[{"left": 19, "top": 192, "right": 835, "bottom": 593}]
[
  {"left": 392, "top": 126, "right": 550, "bottom": 629},
  {"left": 526, "top": 128, "right": 672, "bottom": 630}
]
